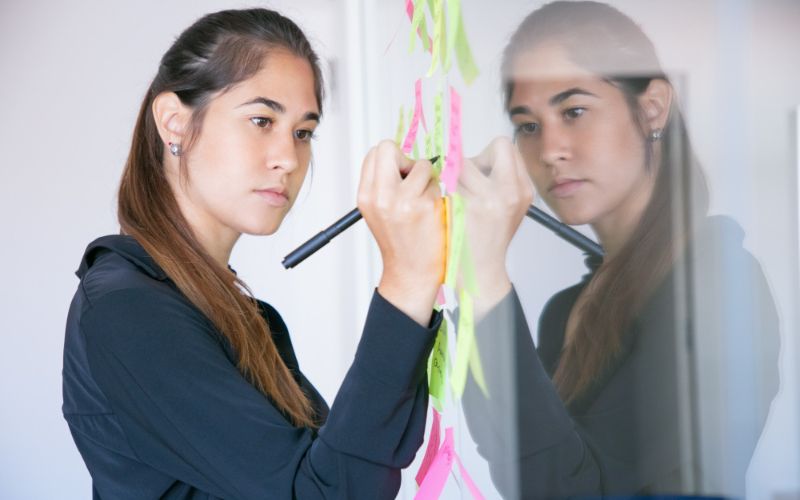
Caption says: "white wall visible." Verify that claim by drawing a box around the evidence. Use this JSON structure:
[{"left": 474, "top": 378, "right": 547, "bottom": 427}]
[{"left": 1, "top": 1, "right": 797, "bottom": 499}]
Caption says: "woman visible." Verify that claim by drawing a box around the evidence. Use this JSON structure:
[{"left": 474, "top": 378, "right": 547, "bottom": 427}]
[
  {"left": 62, "top": 9, "right": 444, "bottom": 499},
  {"left": 459, "top": 1, "right": 779, "bottom": 497}
]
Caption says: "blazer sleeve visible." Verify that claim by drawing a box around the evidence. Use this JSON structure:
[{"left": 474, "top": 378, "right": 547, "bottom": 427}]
[
  {"left": 461, "top": 286, "right": 603, "bottom": 498},
  {"left": 81, "top": 287, "right": 439, "bottom": 500}
]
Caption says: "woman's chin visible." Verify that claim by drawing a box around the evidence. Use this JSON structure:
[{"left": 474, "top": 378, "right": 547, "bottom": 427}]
[{"left": 240, "top": 219, "right": 284, "bottom": 236}]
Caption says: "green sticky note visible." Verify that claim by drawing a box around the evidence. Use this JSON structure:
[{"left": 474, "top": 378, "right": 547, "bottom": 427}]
[
  {"left": 444, "top": 193, "right": 465, "bottom": 288},
  {"left": 425, "top": 132, "right": 432, "bottom": 159},
  {"left": 455, "top": 12, "right": 479, "bottom": 84},
  {"left": 428, "top": 317, "right": 448, "bottom": 410},
  {"left": 395, "top": 105, "right": 406, "bottom": 146},
  {"left": 451, "top": 288, "right": 474, "bottom": 398},
  {"left": 408, "top": 0, "right": 426, "bottom": 53},
  {"left": 443, "top": 0, "right": 461, "bottom": 72},
  {"left": 433, "top": 92, "right": 443, "bottom": 159},
  {"left": 461, "top": 229, "right": 478, "bottom": 295},
  {"left": 413, "top": 140, "right": 420, "bottom": 159},
  {"left": 426, "top": 0, "right": 444, "bottom": 77},
  {"left": 469, "top": 331, "right": 489, "bottom": 398}
]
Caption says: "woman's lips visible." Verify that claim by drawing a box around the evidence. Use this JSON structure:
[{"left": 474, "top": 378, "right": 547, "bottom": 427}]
[
  {"left": 255, "top": 189, "right": 289, "bottom": 207},
  {"left": 549, "top": 179, "right": 585, "bottom": 198}
]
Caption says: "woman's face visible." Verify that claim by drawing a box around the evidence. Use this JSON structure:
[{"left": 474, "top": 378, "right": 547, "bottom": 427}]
[
  {"left": 508, "top": 43, "right": 655, "bottom": 229},
  {"left": 179, "top": 50, "right": 319, "bottom": 240}
]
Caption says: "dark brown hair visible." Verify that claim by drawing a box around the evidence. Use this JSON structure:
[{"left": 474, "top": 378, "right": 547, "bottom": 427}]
[
  {"left": 502, "top": 1, "right": 709, "bottom": 404},
  {"left": 117, "top": 9, "right": 324, "bottom": 427}
]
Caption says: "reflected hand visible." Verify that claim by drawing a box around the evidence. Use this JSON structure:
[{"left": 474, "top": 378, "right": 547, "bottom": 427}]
[{"left": 458, "top": 137, "right": 533, "bottom": 316}]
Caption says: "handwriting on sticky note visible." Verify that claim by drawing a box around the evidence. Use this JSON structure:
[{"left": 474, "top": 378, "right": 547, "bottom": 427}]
[
  {"left": 440, "top": 87, "right": 462, "bottom": 194},
  {"left": 402, "top": 79, "right": 426, "bottom": 154},
  {"left": 428, "top": 319, "right": 448, "bottom": 408}
]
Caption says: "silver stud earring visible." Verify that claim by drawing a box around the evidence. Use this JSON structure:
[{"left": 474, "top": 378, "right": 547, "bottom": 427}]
[
  {"left": 649, "top": 129, "right": 663, "bottom": 142},
  {"left": 168, "top": 142, "right": 182, "bottom": 156}
]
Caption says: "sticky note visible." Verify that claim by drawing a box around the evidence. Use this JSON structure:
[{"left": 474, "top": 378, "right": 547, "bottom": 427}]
[
  {"left": 444, "top": 193, "right": 464, "bottom": 289},
  {"left": 402, "top": 79, "right": 426, "bottom": 154},
  {"left": 461, "top": 232, "right": 478, "bottom": 296},
  {"left": 428, "top": 318, "right": 448, "bottom": 409},
  {"left": 406, "top": 0, "right": 432, "bottom": 53},
  {"left": 468, "top": 331, "right": 488, "bottom": 398},
  {"left": 454, "top": 10, "right": 479, "bottom": 84},
  {"left": 443, "top": 195, "right": 451, "bottom": 279},
  {"left": 456, "top": 452, "right": 486, "bottom": 500},
  {"left": 395, "top": 105, "right": 406, "bottom": 146},
  {"left": 408, "top": 0, "right": 425, "bottom": 52},
  {"left": 425, "top": 134, "right": 433, "bottom": 165},
  {"left": 425, "top": 0, "right": 444, "bottom": 76},
  {"left": 440, "top": 87, "right": 462, "bottom": 194},
  {"left": 415, "top": 408, "right": 442, "bottom": 487},
  {"left": 414, "top": 427, "right": 455, "bottom": 499},
  {"left": 444, "top": 0, "right": 461, "bottom": 71},
  {"left": 450, "top": 288, "right": 474, "bottom": 398},
  {"left": 433, "top": 91, "right": 444, "bottom": 160}
]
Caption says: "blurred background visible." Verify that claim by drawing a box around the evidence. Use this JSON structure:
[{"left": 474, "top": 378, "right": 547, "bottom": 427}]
[{"left": 0, "top": 0, "right": 797, "bottom": 498}]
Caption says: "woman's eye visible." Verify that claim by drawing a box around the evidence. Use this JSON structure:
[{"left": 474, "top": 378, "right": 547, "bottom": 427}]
[
  {"left": 564, "top": 107, "right": 586, "bottom": 120},
  {"left": 250, "top": 117, "right": 273, "bottom": 128},
  {"left": 294, "top": 129, "right": 315, "bottom": 142},
  {"left": 515, "top": 122, "right": 539, "bottom": 136}
]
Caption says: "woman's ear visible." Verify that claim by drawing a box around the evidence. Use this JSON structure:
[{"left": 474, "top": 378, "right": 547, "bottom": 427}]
[
  {"left": 152, "top": 92, "right": 190, "bottom": 148},
  {"left": 638, "top": 78, "right": 673, "bottom": 133}
]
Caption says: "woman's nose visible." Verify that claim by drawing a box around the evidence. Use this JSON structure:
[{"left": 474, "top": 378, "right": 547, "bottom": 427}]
[
  {"left": 267, "top": 132, "right": 300, "bottom": 172},
  {"left": 539, "top": 124, "right": 572, "bottom": 167}
]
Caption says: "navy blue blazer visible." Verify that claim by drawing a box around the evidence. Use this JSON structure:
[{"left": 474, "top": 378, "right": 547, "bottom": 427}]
[{"left": 63, "top": 235, "right": 440, "bottom": 499}]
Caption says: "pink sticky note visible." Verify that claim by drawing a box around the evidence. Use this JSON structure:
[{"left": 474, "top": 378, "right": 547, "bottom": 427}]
[
  {"left": 415, "top": 408, "right": 441, "bottom": 486},
  {"left": 455, "top": 452, "right": 486, "bottom": 500},
  {"left": 415, "top": 427, "right": 455, "bottom": 499},
  {"left": 440, "top": 87, "right": 462, "bottom": 194},
  {"left": 402, "top": 79, "right": 426, "bottom": 154}
]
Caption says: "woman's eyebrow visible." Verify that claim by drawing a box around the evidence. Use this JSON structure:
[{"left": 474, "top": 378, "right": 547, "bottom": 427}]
[
  {"left": 548, "top": 87, "right": 598, "bottom": 105},
  {"left": 508, "top": 105, "right": 532, "bottom": 118},
  {"left": 238, "top": 96, "right": 285, "bottom": 112},
  {"left": 237, "top": 96, "right": 320, "bottom": 123},
  {"left": 507, "top": 87, "right": 598, "bottom": 118}
]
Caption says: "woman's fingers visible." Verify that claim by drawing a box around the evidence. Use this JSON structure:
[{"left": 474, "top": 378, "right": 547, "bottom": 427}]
[
  {"left": 356, "top": 146, "right": 378, "bottom": 212},
  {"left": 458, "top": 156, "right": 488, "bottom": 195},
  {"left": 401, "top": 158, "right": 435, "bottom": 197}
]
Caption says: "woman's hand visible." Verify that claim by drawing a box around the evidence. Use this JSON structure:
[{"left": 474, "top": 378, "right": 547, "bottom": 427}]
[
  {"left": 458, "top": 137, "right": 533, "bottom": 316},
  {"left": 358, "top": 140, "right": 445, "bottom": 326}
]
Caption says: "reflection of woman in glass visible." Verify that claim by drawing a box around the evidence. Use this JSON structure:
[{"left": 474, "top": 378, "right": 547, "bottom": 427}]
[
  {"left": 61, "top": 9, "right": 444, "bottom": 498},
  {"left": 459, "top": 1, "right": 779, "bottom": 497}
]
